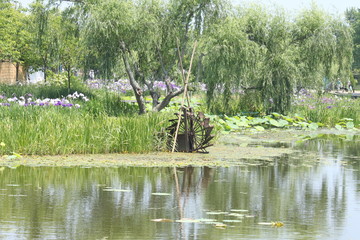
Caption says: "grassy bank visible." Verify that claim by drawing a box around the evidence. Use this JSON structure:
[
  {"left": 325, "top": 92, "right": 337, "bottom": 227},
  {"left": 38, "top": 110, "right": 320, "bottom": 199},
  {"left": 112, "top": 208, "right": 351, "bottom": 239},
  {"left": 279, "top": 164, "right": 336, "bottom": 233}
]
[
  {"left": 0, "top": 106, "right": 170, "bottom": 155},
  {"left": 0, "top": 84, "right": 172, "bottom": 155}
]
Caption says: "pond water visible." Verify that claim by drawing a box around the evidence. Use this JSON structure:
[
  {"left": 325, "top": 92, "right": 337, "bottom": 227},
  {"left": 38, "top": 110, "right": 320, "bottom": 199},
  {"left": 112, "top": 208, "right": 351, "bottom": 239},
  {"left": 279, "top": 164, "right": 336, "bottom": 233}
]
[{"left": 0, "top": 135, "right": 360, "bottom": 239}]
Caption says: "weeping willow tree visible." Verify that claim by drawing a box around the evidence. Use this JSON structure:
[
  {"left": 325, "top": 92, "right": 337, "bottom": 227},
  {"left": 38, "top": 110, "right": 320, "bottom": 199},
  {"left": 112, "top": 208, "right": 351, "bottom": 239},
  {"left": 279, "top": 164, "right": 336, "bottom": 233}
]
[
  {"left": 202, "top": 4, "right": 353, "bottom": 114},
  {"left": 82, "top": 0, "right": 227, "bottom": 114}
]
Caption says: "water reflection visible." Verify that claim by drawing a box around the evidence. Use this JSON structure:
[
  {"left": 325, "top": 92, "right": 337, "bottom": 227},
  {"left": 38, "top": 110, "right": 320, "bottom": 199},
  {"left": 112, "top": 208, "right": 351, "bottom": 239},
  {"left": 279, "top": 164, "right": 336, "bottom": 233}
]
[{"left": 0, "top": 137, "right": 360, "bottom": 239}]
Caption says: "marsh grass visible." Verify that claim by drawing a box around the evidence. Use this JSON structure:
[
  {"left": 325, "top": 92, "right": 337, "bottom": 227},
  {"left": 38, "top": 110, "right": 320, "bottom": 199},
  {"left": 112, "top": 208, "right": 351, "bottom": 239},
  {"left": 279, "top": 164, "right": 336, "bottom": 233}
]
[
  {"left": 0, "top": 106, "right": 171, "bottom": 155},
  {"left": 292, "top": 94, "right": 360, "bottom": 126}
]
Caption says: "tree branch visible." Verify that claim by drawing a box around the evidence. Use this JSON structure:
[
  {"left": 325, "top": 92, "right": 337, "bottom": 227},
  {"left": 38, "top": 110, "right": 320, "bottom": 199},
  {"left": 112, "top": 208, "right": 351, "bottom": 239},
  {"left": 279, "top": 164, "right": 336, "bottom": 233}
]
[{"left": 153, "top": 88, "right": 185, "bottom": 112}]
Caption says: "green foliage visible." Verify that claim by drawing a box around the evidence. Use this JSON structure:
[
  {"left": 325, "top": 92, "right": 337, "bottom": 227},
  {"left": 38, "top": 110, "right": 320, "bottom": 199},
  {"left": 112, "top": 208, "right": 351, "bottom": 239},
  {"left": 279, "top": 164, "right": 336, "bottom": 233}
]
[
  {"left": 204, "top": 92, "right": 263, "bottom": 116},
  {"left": 0, "top": 107, "right": 171, "bottom": 155},
  {"left": 346, "top": 8, "right": 360, "bottom": 73},
  {"left": 202, "top": 4, "right": 353, "bottom": 114},
  {"left": 0, "top": 1, "right": 32, "bottom": 66},
  {"left": 292, "top": 93, "right": 360, "bottom": 127},
  {"left": 211, "top": 112, "right": 356, "bottom": 133},
  {"left": 84, "top": 91, "right": 138, "bottom": 117}
]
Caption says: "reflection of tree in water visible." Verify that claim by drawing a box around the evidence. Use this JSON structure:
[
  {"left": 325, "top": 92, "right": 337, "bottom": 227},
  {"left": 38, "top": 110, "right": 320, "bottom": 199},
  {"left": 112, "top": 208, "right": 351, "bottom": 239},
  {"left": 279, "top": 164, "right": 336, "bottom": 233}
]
[
  {"left": 0, "top": 166, "right": 216, "bottom": 239},
  {"left": 0, "top": 156, "right": 358, "bottom": 240},
  {"left": 295, "top": 134, "right": 360, "bottom": 191}
]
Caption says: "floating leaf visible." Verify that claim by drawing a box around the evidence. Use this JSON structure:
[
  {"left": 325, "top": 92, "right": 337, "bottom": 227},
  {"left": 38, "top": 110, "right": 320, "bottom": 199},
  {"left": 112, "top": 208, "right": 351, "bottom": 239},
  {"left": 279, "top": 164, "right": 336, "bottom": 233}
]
[
  {"left": 258, "top": 221, "right": 284, "bottom": 227},
  {"left": 335, "top": 124, "right": 343, "bottom": 130},
  {"left": 103, "top": 189, "right": 131, "bottom": 192},
  {"left": 278, "top": 119, "right": 289, "bottom": 127},
  {"left": 258, "top": 222, "right": 273, "bottom": 226},
  {"left": 308, "top": 122, "right": 319, "bottom": 130},
  {"left": 228, "top": 213, "right": 245, "bottom": 217},
  {"left": 215, "top": 223, "right": 227, "bottom": 229},
  {"left": 230, "top": 209, "right": 249, "bottom": 212},
  {"left": 271, "top": 112, "right": 282, "bottom": 118},
  {"left": 176, "top": 218, "right": 200, "bottom": 223},
  {"left": 152, "top": 193, "right": 171, "bottom": 196},
  {"left": 223, "top": 219, "right": 242, "bottom": 223},
  {"left": 151, "top": 219, "right": 174, "bottom": 223},
  {"left": 269, "top": 119, "right": 281, "bottom": 127},
  {"left": 206, "top": 211, "right": 228, "bottom": 215},
  {"left": 254, "top": 126, "right": 265, "bottom": 131},
  {"left": 346, "top": 121, "right": 355, "bottom": 129},
  {"left": 198, "top": 218, "right": 217, "bottom": 222},
  {"left": 272, "top": 221, "right": 284, "bottom": 227}
]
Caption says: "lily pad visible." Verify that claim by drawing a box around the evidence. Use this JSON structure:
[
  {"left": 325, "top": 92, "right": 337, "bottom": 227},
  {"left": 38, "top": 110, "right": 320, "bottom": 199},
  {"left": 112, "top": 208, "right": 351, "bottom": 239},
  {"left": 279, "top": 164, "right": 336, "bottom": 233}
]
[
  {"left": 228, "top": 213, "right": 245, "bottom": 217},
  {"left": 198, "top": 218, "right": 217, "bottom": 222},
  {"left": 103, "top": 189, "right": 131, "bottom": 192},
  {"left": 230, "top": 209, "right": 249, "bottom": 212},
  {"left": 151, "top": 219, "right": 174, "bottom": 223},
  {"left": 223, "top": 219, "right": 242, "bottom": 223},
  {"left": 214, "top": 223, "right": 227, "bottom": 229},
  {"left": 176, "top": 218, "right": 201, "bottom": 223},
  {"left": 152, "top": 193, "right": 171, "bottom": 196},
  {"left": 206, "top": 211, "right": 229, "bottom": 215}
]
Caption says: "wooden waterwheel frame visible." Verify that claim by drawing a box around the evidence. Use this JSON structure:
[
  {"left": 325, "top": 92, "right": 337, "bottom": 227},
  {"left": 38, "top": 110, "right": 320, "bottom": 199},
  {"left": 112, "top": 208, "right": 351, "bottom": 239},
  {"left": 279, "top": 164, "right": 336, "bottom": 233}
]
[
  {"left": 167, "top": 107, "right": 214, "bottom": 153},
  {"left": 167, "top": 40, "right": 214, "bottom": 153}
]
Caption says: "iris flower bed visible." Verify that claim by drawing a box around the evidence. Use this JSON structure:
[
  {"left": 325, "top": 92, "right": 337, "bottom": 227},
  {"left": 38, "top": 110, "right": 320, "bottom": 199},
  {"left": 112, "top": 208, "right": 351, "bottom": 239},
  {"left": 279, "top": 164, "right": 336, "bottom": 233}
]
[
  {"left": 0, "top": 91, "right": 89, "bottom": 108},
  {"left": 291, "top": 89, "right": 360, "bottom": 127}
]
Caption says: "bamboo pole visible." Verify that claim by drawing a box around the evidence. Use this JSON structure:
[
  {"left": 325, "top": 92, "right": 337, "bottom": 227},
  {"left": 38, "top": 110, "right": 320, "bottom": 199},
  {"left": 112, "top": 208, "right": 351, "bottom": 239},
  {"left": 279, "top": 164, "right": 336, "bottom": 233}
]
[{"left": 171, "top": 41, "right": 197, "bottom": 153}]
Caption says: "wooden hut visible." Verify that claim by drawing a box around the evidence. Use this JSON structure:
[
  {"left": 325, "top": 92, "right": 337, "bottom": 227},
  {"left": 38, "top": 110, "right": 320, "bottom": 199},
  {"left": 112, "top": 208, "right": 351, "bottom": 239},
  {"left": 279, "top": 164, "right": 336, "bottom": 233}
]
[{"left": 0, "top": 61, "right": 27, "bottom": 84}]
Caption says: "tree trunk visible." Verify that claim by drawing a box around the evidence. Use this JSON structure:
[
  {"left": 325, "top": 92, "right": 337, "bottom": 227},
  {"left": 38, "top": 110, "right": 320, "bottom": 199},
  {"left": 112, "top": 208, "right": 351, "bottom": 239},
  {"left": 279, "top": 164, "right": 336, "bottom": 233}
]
[
  {"left": 43, "top": 56, "right": 47, "bottom": 82},
  {"left": 67, "top": 68, "right": 71, "bottom": 92},
  {"left": 120, "top": 41, "right": 147, "bottom": 115},
  {"left": 15, "top": 62, "right": 19, "bottom": 83}
]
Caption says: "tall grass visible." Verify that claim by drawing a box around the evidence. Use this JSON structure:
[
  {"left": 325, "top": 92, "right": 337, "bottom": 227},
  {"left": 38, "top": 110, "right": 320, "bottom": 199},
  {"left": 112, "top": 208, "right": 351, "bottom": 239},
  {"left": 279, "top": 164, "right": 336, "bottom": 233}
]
[
  {"left": 0, "top": 84, "right": 173, "bottom": 155},
  {"left": 0, "top": 106, "right": 171, "bottom": 155}
]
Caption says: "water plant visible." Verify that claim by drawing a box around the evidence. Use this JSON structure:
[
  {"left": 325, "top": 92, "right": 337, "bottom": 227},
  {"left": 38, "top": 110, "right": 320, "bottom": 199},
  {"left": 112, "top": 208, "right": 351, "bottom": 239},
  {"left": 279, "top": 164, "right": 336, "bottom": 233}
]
[
  {"left": 292, "top": 89, "right": 360, "bottom": 126},
  {"left": 0, "top": 108, "right": 172, "bottom": 155},
  {"left": 211, "top": 112, "right": 356, "bottom": 133}
]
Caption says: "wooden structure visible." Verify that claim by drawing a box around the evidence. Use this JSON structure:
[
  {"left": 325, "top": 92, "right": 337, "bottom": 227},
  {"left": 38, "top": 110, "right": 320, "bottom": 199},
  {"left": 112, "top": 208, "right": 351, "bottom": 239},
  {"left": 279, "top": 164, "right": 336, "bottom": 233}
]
[
  {"left": 167, "top": 107, "right": 214, "bottom": 153},
  {"left": 0, "top": 61, "right": 26, "bottom": 84}
]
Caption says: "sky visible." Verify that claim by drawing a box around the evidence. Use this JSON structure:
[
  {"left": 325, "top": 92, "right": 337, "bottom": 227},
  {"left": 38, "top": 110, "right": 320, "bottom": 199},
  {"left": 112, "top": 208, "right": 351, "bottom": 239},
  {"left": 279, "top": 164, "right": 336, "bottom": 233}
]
[
  {"left": 16, "top": 0, "right": 360, "bottom": 15},
  {"left": 232, "top": 0, "right": 360, "bottom": 15}
]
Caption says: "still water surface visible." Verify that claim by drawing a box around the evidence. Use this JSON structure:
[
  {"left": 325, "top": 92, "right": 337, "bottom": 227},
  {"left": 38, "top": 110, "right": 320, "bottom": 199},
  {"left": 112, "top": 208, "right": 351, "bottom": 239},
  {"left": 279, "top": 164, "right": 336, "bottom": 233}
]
[{"left": 0, "top": 135, "right": 360, "bottom": 239}]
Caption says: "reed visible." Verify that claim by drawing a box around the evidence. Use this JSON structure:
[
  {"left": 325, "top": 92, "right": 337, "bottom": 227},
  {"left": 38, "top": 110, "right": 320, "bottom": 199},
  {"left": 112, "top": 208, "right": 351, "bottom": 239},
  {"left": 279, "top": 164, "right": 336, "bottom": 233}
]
[{"left": 0, "top": 106, "right": 171, "bottom": 155}]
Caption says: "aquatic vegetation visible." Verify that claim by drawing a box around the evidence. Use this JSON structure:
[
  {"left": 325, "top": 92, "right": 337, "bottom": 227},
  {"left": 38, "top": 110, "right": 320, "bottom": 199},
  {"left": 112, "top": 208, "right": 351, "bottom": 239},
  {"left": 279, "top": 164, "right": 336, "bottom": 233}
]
[
  {"left": 0, "top": 110, "right": 172, "bottom": 155},
  {"left": 258, "top": 221, "right": 284, "bottom": 227},
  {"left": 292, "top": 89, "right": 360, "bottom": 126},
  {"left": 211, "top": 111, "right": 358, "bottom": 132}
]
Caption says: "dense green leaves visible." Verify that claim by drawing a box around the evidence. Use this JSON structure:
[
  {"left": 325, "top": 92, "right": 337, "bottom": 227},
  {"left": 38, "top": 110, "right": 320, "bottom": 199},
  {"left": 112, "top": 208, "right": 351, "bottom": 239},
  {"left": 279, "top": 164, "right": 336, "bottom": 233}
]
[
  {"left": 0, "top": 2, "right": 31, "bottom": 66},
  {"left": 1, "top": 0, "right": 354, "bottom": 117},
  {"left": 346, "top": 8, "right": 360, "bottom": 77},
  {"left": 202, "top": 4, "right": 353, "bottom": 115}
]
